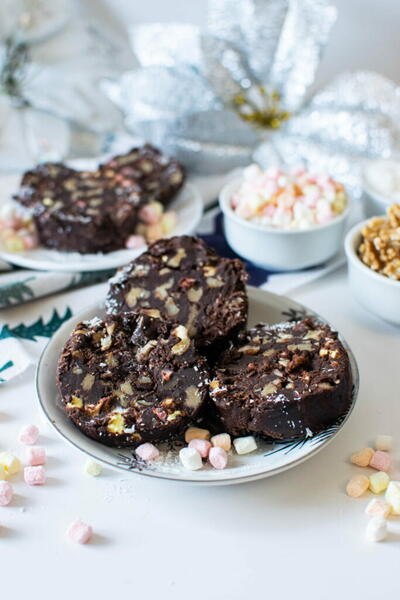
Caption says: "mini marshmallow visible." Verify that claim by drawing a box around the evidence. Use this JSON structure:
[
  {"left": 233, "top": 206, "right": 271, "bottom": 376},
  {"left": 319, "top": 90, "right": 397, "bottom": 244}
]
[
  {"left": 369, "top": 471, "right": 390, "bottom": 494},
  {"left": 84, "top": 460, "right": 102, "bottom": 477},
  {"left": 184, "top": 427, "right": 210, "bottom": 443},
  {"left": 19, "top": 424, "right": 39, "bottom": 445},
  {"left": 365, "top": 499, "right": 391, "bottom": 519},
  {"left": 24, "top": 465, "right": 46, "bottom": 486},
  {"left": 211, "top": 433, "right": 231, "bottom": 452},
  {"left": 125, "top": 234, "right": 146, "bottom": 250},
  {"left": 385, "top": 481, "right": 400, "bottom": 515},
  {"left": 67, "top": 519, "right": 93, "bottom": 544},
  {"left": 209, "top": 447, "right": 228, "bottom": 470},
  {"left": 346, "top": 474, "right": 369, "bottom": 498},
  {"left": 188, "top": 439, "right": 211, "bottom": 459},
  {"left": 0, "top": 481, "right": 13, "bottom": 506},
  {"left": 25, "top": 446, "right": 46, "bottom": 466},
  {"left": 0, "top": 453, "right": 21, "bottom": 479},
  {"left": 233, "top": 436, "right": 257, "bottom": 455},
  {"left": 369, "top": 450, "right": 391, "bottom": 472},
  {"left": 350, "top": 448, "right": 374, "bottom": 467},
  {"left": 135, "top": 443, "right": 160, "bottom": 462},
  {"left": 179, "top": 447, "right": 203, "bottom": 471},
  {"left": 374, "top": 435, "right": 393, "bottom": 452},
  {"left": 366, "top": 517, "right": 387, "bottom": 542}
]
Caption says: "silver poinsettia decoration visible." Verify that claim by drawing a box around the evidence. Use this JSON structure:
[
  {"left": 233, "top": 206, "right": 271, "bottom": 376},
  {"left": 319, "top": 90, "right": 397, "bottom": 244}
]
[
  {"left": 104, "top": 0, "right": 400, "bottom": 189},
  {"left": 0, "top": 0, "right": 130, "bottom": 170}
]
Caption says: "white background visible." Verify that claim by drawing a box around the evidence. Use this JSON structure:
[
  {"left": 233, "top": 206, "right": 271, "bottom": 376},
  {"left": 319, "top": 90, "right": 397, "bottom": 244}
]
[{"left": 2, "top": 2, "right": 400, "bottom": 599}]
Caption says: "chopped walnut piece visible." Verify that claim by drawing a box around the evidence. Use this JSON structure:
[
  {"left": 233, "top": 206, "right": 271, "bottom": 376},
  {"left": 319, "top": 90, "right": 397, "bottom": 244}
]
[
  {"left": 171, "top": 325, "right": 191, "bottom": 355},
  {"left": 358, "top": 204, "right": 400, "bottom": 280}
]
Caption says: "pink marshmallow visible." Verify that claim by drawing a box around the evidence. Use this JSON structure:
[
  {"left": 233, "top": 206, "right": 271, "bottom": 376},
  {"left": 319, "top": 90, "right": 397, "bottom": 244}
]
[
  {"left": 125, "top": 234, "right": 146, "bottom": 250},
  {"left": 67, "top": 519, "right": 93, "bottom": 544},
  {"left": 0, "top": 481, "right": 13, "bottom": 506},
  {"left": 24, "top": 465, "right": 46, "bottom": 486},
  {"left": 135, "top": 443, "right": 160, "bottom": 462},
  {"left": 369, "top": 450, "right": 391, "bottom": 472},
  {"left": 209, "top": 446, "right": 228, "bottom": 470},
  {"left": 22, "top": 234, "right": 38, "bottom": 250},
  {"left": 139, "top": 204, "right": 161, "bottom": 225},
  {"left": 19, "top": 424, "right": 39, "bottom": 445},
  {"left": 188, "top": 439, "right": 212, "bottom": 459},
  {"left": 25, "top": 446, "right": 46, "bottom": 466}
]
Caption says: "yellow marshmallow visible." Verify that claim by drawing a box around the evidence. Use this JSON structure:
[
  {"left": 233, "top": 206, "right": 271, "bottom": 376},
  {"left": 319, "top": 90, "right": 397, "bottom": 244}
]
[
  {"left": 369, "top": 471, "right": 390, "bottom": 494},
  {"left": 0, "top": 452, "right": 21, "bottom": 478},
  {"left": 84, "top": 460, "right": 102, "bottom": 477}
]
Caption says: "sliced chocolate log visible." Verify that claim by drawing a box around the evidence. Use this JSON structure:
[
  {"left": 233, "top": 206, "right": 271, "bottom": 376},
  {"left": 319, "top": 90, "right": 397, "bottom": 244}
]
[
  {"left": 106, "top": 236, "right": 248, "bottom": 350},
  {"left": 14, "top": 145, "right": 185, "bottom": 254},
  {"left": 14, "top": 162, "right": 144, "bottom": 254},
  {"left": 100, "top": 144, "right": 185, "bottom": 205},
  {"left": 57, "top": 313, "right": 210, "bottom": 447},
  {"left": 210, "top": 318, "right": 353, "bottom": 440}
]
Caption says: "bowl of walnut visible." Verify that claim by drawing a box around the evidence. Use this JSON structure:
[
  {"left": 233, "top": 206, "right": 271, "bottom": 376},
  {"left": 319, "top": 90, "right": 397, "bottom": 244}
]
[{"left": 345, "top": 203, "right": 400, "bottom": 325}]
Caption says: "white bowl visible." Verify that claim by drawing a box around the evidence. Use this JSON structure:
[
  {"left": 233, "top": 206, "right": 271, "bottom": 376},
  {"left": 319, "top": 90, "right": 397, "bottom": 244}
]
[
  {"left": 362, "top": 160, "right": 399, "bottom": 218},
  {"left": 219, "top": 178, "right": 350, "bottom": 271},
  {"left": 344, "top": 219, "right": 400, "bottom": 325}
]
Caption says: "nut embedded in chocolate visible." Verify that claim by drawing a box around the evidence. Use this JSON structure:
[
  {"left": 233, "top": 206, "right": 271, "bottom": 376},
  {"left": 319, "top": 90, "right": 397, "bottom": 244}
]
[{"left": 210, "top": 318, "right": 353, "bottom": 440}]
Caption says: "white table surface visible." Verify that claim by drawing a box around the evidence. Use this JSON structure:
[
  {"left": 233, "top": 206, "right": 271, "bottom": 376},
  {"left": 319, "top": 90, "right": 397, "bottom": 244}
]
[{"left": 1, "top": 266, "right": 399, "bottom": 599}]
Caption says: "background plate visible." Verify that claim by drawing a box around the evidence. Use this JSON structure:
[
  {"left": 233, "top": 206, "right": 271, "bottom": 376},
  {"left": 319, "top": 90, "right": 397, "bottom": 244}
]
[
  {"left": 0, "top": 159, "right": 203, "bottom": 271},
  {"left": 36, "top": 287, "right": 359, "bottom": 486}
]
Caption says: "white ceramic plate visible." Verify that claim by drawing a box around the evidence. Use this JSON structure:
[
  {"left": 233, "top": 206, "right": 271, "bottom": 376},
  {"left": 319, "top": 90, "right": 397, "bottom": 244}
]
[
  {"left": 0, "top": 161, "right": 203, "bottom": 272},
  {"left": 36, "top": 287, "right": 359, "bottom": 486}
]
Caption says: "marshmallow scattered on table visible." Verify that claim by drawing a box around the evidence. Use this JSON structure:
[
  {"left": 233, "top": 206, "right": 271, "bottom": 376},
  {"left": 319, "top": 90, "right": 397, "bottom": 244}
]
[
  {"left": 25, "top": 446, "right": 46, "bottom": 466},
  {"left": 209, "top": 447, "right": 228, "bottom": 470},
  {"left": 385, "top": 481, "right": 400, "bottom": 515},
  {"left": 365, "top": 517, "right": 387, "bottom": 542},
  {"left": 211, "top": 433, "right": 231, "bottom": 452},
  {"left": 233, "top": 436, "right": 257, "bottom": 455},
  {"left": 19, "top": 424, "right": 39, "bottom": 445},
  {"left": 84, "top": 460, "right": 102, "bottom": 476},
  {"left": 0, "top": 453, "right": 21, "bottom": 479},
  {"left": 135, "top": 443, "right": 160, "bottom": 462},
  {"left": 179, "top": 447, "right": 203, "bottom": 470},
  {"left": 365, "top": 499, "right": 391, "bottom": 519},
  {"left": 67, "top": 519, "right": 93, "bottom": 544},
  {"left": 374, "top": 435, "right": 393, "bottom": 452},
  {"left": 369, "top": 471, "right": 390, "bottom": 494},
  {"left": 369, "top": 450, "right": 391, "bottom": 472},
  {"left": 346, "top": 475, "right": 369, "bottom": 498},
  {"left": 350, "top": 448, "right": 374, "bottom": 467},
  {"left": 184, "top": 427, "right": 210, "bottom": 443},
  {"left": 0, "top": 481, "right": 13, "bottom": 506},
  {"left": 188, "top": 439, "right": 211, "bottom": 459},
  {"left": 24, "top": 466, "right": 46, "bottom": 486}
]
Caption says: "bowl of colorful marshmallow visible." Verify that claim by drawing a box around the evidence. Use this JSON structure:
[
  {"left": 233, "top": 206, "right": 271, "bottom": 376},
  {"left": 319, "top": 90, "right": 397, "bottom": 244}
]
[{"left": 219, "top": 164, "right": 349, "bottom": 271}]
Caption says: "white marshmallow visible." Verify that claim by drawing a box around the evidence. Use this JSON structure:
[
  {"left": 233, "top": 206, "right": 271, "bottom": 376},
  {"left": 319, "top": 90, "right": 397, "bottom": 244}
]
[
  {"left": 233, "top": 436, "right": 257, "bottom": 455},
  {"left": 365, "top": 517, "right": 387, "bottom": 542},
  {"left": 179, "top": 447, "right": 203, "bottom": 471},
  {"left": 374, "top": 435, "right": 393, "bottom": 452}
]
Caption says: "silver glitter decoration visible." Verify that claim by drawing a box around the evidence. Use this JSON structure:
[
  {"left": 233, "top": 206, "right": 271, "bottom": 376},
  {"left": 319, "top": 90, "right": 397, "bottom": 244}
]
[{"left": 106, "top": 0, "right": 400, "bottom": 180}]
